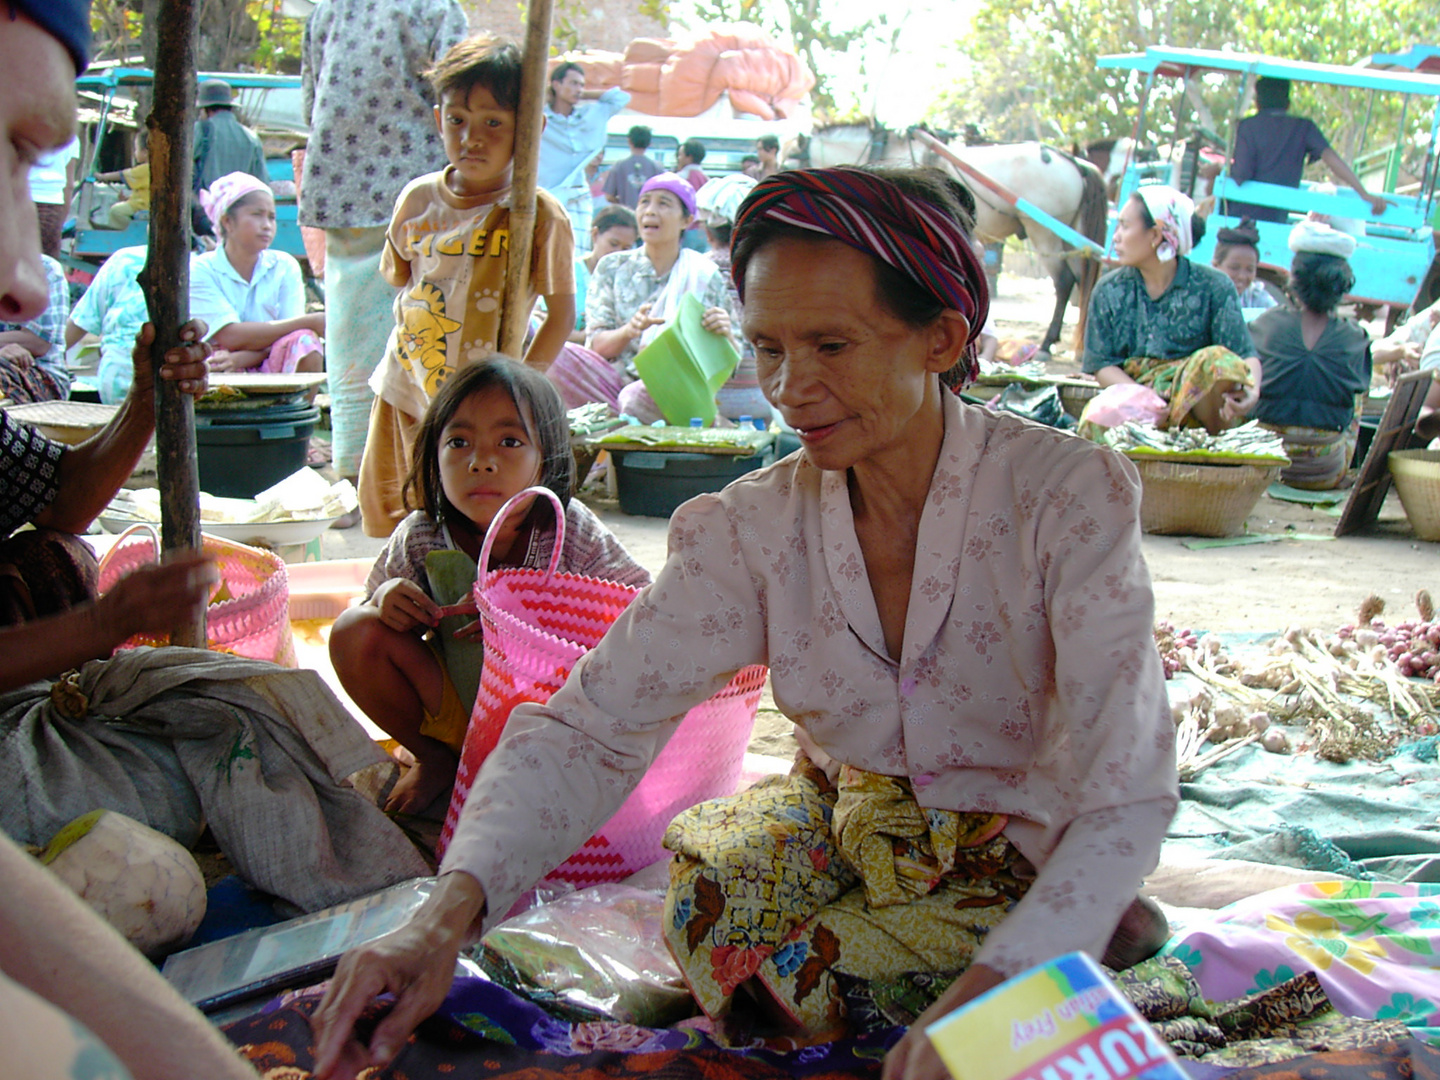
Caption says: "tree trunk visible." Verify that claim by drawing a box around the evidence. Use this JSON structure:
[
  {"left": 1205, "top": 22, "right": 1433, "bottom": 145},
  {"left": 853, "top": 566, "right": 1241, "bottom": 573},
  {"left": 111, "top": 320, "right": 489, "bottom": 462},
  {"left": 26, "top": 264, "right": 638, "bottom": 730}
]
[
  {"left": 500, "top": 0, "right": 555, "bottom": 359},
  {"left": 136, "top": 0, "right": 206, "bottom": 649}
]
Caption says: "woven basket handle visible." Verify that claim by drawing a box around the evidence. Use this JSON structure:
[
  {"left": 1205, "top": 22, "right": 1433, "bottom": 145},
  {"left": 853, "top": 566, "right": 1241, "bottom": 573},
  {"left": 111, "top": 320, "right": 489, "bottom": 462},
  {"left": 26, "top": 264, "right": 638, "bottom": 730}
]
[
  {"left": 476, "top": 485, "right": 566, "bottom": 587},
  {"left": 96, "top": 522, "right": 163, "bottom": 581}
]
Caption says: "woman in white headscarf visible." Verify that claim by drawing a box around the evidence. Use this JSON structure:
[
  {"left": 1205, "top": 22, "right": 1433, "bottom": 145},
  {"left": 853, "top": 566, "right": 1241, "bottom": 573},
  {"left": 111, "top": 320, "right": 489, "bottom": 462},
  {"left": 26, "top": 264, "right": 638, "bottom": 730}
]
[{"left": 1081, "top": 185, "right": 1261, "bottom": 434}]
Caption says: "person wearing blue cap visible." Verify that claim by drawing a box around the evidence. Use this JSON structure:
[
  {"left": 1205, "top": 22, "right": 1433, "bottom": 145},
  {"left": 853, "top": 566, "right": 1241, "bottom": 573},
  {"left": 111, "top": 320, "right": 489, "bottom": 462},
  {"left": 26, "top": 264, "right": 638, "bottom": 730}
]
[{"left": 0, "top": 6, "right": 263, "bottom": 1078}]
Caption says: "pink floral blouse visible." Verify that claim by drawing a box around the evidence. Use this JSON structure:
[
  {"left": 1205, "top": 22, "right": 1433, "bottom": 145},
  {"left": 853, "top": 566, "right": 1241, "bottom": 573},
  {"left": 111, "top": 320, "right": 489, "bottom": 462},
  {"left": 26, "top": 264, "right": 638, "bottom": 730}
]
[{"left": 444, "top": 393, "right": 1179, "bottom": 976}]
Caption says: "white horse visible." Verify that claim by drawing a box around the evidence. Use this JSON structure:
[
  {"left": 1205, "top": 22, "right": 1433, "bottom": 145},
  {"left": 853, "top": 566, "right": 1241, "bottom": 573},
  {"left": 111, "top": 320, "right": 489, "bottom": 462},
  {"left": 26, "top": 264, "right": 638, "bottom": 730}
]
[{"left": 785, "top": 125, "right": 1109, "bottom": 357}]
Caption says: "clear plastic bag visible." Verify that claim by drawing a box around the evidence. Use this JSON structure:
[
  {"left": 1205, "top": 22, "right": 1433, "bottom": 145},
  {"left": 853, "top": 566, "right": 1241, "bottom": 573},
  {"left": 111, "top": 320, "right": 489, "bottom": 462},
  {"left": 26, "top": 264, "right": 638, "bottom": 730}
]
[{"left": 475, "top": 884, "right": 694, "bottom": 1027}]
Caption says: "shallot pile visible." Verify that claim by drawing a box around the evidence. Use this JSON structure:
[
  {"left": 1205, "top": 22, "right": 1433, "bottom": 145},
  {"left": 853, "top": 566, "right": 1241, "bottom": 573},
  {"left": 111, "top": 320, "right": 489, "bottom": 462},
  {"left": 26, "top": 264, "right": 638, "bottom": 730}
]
[
  {"left": 1153, "top": 620, "right": 1199, "bottom": 679},
  {"left": 1335, "top": 591, "right": 1440, "bottom": 682}
]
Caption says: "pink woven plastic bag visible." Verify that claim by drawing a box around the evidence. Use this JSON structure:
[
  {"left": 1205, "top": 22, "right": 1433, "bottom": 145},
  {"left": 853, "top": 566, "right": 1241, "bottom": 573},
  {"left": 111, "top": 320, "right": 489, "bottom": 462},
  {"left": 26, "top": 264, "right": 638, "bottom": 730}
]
[
  {"left": 96, "top": 525, "right": 297, "bottom": 667},
  {"left": 438, "top": 487, "right": 766, "bottom": 887}
]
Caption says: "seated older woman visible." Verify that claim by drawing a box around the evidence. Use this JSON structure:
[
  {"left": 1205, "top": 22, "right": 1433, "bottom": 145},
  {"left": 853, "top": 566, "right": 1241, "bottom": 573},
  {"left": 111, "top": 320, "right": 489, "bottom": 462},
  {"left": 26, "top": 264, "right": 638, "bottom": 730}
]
[
  {"left": 1083, "top": 186, "right": 1262, "bottom": 434},
  {"left": 311, "top": 166, "right": 1178, "bottom": 1080},
  {"left": 584, "top": 172, "right": 736, "bottom": 422},
  {"left": 1251, "top": 223, "right": 1372, "bottom": 489}
]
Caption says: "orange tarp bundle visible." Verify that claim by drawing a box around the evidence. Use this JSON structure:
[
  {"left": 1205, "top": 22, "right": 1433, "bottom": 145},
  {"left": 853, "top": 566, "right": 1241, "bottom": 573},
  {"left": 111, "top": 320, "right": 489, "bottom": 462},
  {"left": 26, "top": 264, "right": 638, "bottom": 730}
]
[{"left": 553, "top": 24, "right": 814, "bottom": 121}]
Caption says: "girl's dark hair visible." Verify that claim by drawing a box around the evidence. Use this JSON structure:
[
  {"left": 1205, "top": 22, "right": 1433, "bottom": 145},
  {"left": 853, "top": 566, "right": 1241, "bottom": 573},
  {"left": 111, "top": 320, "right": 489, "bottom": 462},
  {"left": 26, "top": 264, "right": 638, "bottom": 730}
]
[
  {"left": 591, "top": 204, "right": 637, "bottom": 237},
  {"left": 706, "top": 220, "right": 733, "bottom": 248},
  {"left": 731, "top": 165, "right": 978, "bottom": 331},
  {"left": 403, "top": 357, "right": 574, "bottom": 525},
  {"left": 1130, "top": 192, "right": 1207, "bottom": 248},
  {"left": 1289, "top": 251, "right": 1354, "bottom": 314},
  {"left": 1213, "top": 218, "right": 1260, "bottom": 267}
]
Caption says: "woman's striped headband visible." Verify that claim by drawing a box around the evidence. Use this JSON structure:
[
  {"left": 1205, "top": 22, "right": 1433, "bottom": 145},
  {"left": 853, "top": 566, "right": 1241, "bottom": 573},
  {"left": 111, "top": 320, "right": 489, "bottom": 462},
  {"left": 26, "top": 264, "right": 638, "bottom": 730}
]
[{"left": 731, "top": 166, "right": 989, "bottom": 385}]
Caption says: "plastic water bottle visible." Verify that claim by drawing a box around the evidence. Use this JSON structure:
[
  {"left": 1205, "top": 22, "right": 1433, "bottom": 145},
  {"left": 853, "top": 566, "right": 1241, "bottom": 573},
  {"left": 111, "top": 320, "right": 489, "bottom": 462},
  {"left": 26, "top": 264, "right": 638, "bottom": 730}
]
[{"left": 738, "top": 415, "right": 753, "bottom": 429}]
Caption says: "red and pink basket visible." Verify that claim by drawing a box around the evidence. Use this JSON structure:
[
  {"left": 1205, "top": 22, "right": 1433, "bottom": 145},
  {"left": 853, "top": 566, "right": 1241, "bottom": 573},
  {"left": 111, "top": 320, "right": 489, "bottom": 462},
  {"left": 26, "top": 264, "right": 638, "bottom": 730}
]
[
  {"left": 96, "top": 524, "right": 295, "bottom": 667},
  {"left": 437, "top": 487, "right": 765, "bottom": 886}
]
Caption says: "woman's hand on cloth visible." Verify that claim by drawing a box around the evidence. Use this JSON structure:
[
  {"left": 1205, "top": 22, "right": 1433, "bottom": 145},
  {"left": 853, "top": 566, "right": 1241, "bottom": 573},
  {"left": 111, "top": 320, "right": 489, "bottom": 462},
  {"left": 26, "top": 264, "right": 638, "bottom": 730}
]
[
  {"left": 1220, "top": 359, "right": 1263, "bottom": 424},
  {"left": 371, "top": 577, "right": 441, "bottom": 633},
  {"left": 1219, "top": 385, "right": 1258, "bottom": 424},
  {"left": 882, "top": 963, "right": 1006, "bottom": 1080},
  {"left": 312, "top": 872, "right": 487, "bottom": 1080},
  {"left": 0, "top": 342, "right": 34, "bottom": 367},
  {"left": 129, "top": 320, "right": 212, "bottom": 399},
  {"left": 95, "top": 554, "right": 219, "bottom": 642},
  {"left": 701, "top": 306, "right": 732, "bottom": 338}
]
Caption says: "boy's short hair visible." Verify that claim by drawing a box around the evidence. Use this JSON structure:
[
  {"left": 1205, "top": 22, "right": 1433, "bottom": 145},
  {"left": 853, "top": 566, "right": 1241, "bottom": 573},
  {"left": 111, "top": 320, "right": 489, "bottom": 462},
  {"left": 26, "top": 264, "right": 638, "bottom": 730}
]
[
  {"left": 428, "top": 35, "right": 522, "bottom": 111},
  {"left": 1255, "top": 76, "right": 1290, "bottom": 111},
  {"left": 757, "top": 133, "right": 780, "bottom": 153},
  {"left": 740, "top": 153, "right": 760, "bottom": 166},
  {"left": 681, "top": 138, "right": 706, "bottom": 164},
  {"left": 628, "top": 125, "right": 652, "bottom": 150}
]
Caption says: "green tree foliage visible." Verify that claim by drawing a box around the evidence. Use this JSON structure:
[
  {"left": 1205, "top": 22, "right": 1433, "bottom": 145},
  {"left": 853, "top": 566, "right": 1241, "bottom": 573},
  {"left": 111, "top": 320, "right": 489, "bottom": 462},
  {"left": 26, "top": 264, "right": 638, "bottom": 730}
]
[
  {"left": 935, "top": 0, "right": 1434, "bottom": 176},
  {"left": 90, "top": 0, "right": 304, "bottom": 73}
]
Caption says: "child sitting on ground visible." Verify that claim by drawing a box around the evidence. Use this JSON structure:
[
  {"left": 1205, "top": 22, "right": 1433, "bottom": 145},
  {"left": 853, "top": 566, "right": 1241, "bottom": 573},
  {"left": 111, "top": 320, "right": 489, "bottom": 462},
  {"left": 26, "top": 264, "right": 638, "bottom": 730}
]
[
  {"left": 358, "top": 34, "right": 577, "bottom": 537},
  {"left": 330, "top": 358, "right": 649, "bottom": 815}
]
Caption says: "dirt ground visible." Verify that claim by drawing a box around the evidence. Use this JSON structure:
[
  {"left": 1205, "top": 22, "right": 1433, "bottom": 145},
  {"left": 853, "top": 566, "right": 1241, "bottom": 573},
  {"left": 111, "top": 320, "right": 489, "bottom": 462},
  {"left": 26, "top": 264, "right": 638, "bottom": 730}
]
[{"left": 317, "top": 270, "right": 1438, "bottom": 761}]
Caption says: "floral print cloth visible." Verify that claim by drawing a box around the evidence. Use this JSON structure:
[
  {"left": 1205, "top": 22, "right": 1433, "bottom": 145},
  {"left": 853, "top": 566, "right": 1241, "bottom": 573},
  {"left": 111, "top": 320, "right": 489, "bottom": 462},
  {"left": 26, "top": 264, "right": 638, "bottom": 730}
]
[
  {"left": 1121, "top": 345, "right": 1256, "bottom": 431},
  {"left": 441, "top": 393, "right": 1180, "bottom": 980},
  {"left": 663, "top": 756, "right": 1029, "bottom": 1034},
  {"left": 1165, "top": 881, "right": 1440, "bottom": 1045},
  {"left": 298, "top": 0, "right": 469, "bottom": 230}
]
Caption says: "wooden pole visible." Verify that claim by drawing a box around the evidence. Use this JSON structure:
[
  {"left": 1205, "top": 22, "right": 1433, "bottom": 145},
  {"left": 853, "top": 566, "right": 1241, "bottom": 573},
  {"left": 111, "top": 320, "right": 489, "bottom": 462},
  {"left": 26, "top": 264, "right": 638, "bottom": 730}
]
[
  {"left": 499, "top": 0, "right": 555, "bottom": 360},
  {"left": 135, "top": 0, "right": 206, "bottom": 649}
]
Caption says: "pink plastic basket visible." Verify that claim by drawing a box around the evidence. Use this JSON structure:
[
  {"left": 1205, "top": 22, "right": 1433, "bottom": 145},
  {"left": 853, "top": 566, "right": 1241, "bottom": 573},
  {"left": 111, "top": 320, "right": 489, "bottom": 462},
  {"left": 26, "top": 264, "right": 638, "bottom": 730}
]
[
  {"left": 437, "top": 488, "right": 765, "bottom": 884},
  {"left": 545, "top": 662, "right": 766, "bottom": 888},
  {"left": 96, "top": 524, "right": 296, "bottom": 667}
]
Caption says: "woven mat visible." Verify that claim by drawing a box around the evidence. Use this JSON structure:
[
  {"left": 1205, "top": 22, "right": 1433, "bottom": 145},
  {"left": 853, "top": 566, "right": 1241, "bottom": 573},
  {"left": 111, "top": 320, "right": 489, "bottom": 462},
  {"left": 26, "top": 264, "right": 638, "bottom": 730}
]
[{"left": 5, "top": 400, "right": 120, "bottom": 427}]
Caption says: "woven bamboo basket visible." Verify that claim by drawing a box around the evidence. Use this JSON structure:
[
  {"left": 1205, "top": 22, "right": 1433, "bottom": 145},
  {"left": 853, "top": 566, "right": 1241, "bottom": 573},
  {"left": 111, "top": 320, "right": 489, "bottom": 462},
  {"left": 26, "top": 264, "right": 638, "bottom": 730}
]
[
  {"left": 1388, "top": 450, "right": 1440, "bottom": 542},
  {"left": 1132, "top": 457, "right": 1281, "bottom": 538},
  {"left": 1058, "top": 382, "right": 1102, "bottom": 419}
]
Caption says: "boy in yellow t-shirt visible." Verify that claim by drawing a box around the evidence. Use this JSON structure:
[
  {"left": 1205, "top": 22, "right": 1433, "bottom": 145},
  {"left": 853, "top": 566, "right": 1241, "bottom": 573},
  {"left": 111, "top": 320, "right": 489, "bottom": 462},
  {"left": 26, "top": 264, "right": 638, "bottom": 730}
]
[
  {"left": 358, "top": 35, "right": 577, "bottom": 536},
  {"left": 97, "top": 131, "right": 151, "bottom": 229}
]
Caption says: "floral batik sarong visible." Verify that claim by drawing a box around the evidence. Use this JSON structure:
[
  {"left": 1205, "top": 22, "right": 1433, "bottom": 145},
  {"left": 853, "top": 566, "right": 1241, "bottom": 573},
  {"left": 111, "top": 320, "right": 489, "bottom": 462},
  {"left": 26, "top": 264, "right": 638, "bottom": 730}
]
[
  {"left": 1260, "top": 394, "right": 1365, "bottom": 491},
  {"left": 1124, "top": 346, "right": 1254, "bottom": 430},
  {"left": 661, "top": 756, "right": 1031, "bottom": 1035}
]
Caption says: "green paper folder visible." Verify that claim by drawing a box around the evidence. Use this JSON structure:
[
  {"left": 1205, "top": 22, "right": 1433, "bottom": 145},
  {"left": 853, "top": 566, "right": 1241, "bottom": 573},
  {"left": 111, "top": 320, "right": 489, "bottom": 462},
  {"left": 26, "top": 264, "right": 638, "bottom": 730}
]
[{"left": 633, "top": 292, "right": 740, "bottom": 426}]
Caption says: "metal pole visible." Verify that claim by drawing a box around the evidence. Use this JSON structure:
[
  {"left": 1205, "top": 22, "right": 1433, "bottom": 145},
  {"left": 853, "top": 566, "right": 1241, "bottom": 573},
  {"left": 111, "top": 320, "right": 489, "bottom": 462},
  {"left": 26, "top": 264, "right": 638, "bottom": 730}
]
[
  {"left": 135, "top": 0, "right": 205, "bottom": 648},
  {"left": 499, "top": 0, "right": 555, "bottom": 360}
]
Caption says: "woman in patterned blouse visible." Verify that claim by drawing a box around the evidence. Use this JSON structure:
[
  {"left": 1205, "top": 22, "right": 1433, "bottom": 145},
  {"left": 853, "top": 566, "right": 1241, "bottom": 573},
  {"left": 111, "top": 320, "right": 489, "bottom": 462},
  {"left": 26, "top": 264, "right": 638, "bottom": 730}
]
[
  {"left": 1082, "top": 186, "right": 1262, "bottom": 434},
  {"left": 313, "top": 167, "right": 1178, "bottom": 1080}
]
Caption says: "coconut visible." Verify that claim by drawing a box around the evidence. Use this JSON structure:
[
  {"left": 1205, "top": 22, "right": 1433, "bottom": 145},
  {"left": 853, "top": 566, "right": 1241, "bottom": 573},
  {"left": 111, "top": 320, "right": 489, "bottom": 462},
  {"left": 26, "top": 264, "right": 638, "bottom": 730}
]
[{"left": 39, "top": 810, "right": 206, "bottom": 958}]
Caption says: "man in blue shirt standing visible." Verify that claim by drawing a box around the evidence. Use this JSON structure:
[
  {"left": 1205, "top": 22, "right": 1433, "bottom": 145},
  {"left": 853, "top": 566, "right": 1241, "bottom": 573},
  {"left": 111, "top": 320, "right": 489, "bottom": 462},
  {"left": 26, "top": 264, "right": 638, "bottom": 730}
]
[{"left": 539, "top": 63, "right": 630, "bottom": 253}]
